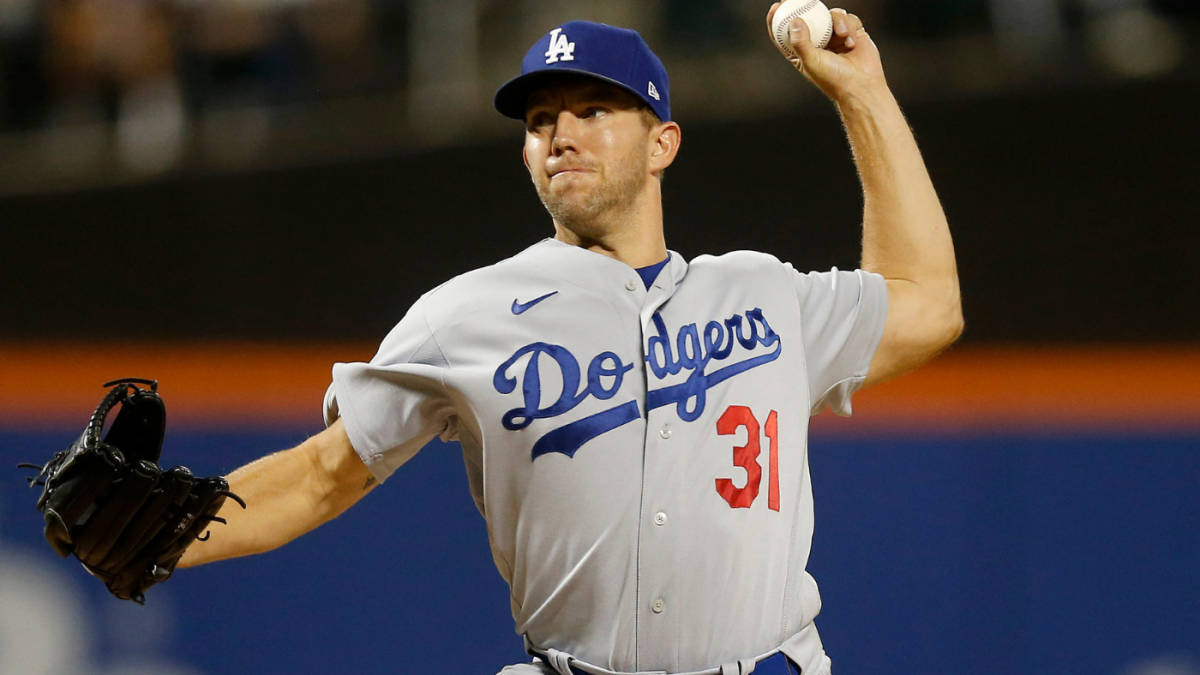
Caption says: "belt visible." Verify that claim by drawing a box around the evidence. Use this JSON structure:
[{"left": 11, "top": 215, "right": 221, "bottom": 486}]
[{"left": 526, "top": 646, "right": 802, "bottom": 675}]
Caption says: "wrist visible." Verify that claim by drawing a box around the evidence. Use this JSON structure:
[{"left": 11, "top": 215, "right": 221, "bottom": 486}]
[{"left": 835, "top": 80, "right": 895, "bottom": 112}]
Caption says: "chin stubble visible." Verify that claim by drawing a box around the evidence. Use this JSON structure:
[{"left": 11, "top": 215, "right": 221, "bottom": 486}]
[{"left": 534, "top": 155, "right": 647, "bottom": 233}]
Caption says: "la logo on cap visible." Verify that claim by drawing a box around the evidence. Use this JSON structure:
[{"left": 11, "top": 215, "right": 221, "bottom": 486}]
[{"left": 544, "top": 27, "right": 576, "bottom": 64}]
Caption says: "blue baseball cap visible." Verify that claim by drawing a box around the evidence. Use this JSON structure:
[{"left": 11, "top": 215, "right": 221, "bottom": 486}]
[{"left": 494, "top": 20, "right": 671, "bottom": 122}]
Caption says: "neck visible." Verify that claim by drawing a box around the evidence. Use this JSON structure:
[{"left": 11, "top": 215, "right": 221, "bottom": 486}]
[{"left": 552, "top": 183, "right": 668, "bottom": 268}]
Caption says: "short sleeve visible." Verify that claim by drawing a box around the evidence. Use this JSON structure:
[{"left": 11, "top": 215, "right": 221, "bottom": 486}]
[
  {"left": 323, "top": 301, "right": 457, "bottom": 484},
  {"left": 790, "top": 266, "right": 889, "bottom": 417}
]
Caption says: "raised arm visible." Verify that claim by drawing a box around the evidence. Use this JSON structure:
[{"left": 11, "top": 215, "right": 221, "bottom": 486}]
[
  {"left": 178, "top": 419, "right": 375, "bottom": 568},
  {"left": 768, "top": 4, "right": 964, "bottom": 386}
]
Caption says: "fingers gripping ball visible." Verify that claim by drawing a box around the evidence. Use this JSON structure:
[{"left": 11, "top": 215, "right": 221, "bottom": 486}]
[
  {"left": 17, "top": 378, "right": 245, "bottom": 603},
  {"left": 772, "top": 0, "right": 834, "bottom": 55}
]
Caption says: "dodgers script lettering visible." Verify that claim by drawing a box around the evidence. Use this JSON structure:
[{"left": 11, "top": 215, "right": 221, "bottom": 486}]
[{"left": 493, "top": 308, "right": 783, "bottom": 460}]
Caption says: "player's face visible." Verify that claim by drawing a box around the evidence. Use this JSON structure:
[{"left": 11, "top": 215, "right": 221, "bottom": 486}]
[{"left": 522, "top": 79, "right": 658, "bottom": 233}]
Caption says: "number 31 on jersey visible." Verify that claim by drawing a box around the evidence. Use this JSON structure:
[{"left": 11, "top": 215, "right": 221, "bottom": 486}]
[{"left": 715, "top": 405, "right": 781, "bottom": 511}]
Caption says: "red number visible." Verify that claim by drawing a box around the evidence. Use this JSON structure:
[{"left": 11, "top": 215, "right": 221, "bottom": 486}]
[
  {"left": 714, "top": 406, "right": 781, "bottom": 511},
  {"left": 766, "top": 409, "right": 780, "bottom": 512},
  {"left": 714, "top": 405, "right": 761, "bottom": 509}
]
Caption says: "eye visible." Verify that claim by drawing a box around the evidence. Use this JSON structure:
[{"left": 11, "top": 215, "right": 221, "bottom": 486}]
[
  {"left": 581, "top": 106, "right": 607, "bottom": 119},
  {"left": 525, "top": 111, "right": 553, "bottom": 130}
]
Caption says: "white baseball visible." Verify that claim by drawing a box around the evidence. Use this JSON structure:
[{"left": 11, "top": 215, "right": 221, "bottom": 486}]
[{"left": 771, "top": 0, "right": 834, "bottom": 56}]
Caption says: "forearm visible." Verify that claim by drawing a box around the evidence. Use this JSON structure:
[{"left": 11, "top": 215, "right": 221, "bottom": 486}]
[
  {"left": 179, "top": 422, "right": 372, "bottom": 568},
  {"left": 772, "top": 6, "right": 963, "bottom": 384},
  {"left": 840, "top": 86, "right": 959, "bottom": 302},
  {"left": 771, "top": 3, "right": 958, "bottom": 300}
]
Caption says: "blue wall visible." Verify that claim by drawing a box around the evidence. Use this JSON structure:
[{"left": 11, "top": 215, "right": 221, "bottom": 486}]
[{"left": 2, "top": 427, "right": 1196, "bottom": 674}]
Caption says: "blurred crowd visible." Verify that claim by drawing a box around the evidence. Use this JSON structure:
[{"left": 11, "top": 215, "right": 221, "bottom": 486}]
[
  {"left": 0, "top": 0, "right": 388, "bottom": 132},
  {"left": 0, "top": 0, "right": 1193, "bottom": 179}
]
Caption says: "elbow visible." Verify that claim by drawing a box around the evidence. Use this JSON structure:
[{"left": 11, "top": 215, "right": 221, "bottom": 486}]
[
  {"left": 937, "top": 294, "right": 965, "bottom": 351},
  {"left": 914, "top": 284, "right": 963, "bottom": 356},
  {"left": 947, "top": 303, "right": 965, "bottom": 345},
  {"left": 905, "top": 304, "right": 961, "bottom": 374}
]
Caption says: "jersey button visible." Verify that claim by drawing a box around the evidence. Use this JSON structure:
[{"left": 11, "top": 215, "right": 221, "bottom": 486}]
[
  {"left": 624, "top": 279, "right": 638, "bottom": 292},
  {"left": 658, "top": 424, "right": 672, "bottom": 439},
  {"left": 651, "top": 598, "right": 665, "bottom": 614},
  {"left": 654, "top": 511, "right": 668, "bottom": 526}
]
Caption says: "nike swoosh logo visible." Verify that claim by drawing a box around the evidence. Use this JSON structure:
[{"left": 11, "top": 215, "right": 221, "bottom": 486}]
[{"left": 512, "top": 291, "right": 559, "bottom": 315}]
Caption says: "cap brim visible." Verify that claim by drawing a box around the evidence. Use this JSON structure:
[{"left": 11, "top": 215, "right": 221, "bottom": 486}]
[{"left": 493, "top": 68, "right": 653, "bottom": 121}]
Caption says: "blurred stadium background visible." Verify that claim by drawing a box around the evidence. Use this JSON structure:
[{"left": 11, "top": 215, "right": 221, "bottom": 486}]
[{"left": 0, "top": 0, "right": 1197, "bottom": 673}]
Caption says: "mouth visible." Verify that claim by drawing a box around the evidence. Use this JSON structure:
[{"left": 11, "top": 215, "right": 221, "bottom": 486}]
[{"left": 549, "top": 167, "right": 592, "bottom": 178}]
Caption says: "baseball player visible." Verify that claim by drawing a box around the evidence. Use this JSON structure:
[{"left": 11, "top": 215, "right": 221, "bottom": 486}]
[{"left": 179, "top": 6, "right": 962, "bottom": 674}]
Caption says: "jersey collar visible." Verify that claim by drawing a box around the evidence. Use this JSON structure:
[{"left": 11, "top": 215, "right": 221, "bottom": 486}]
[{"left": 531, "top": 237, "right": 688, "bottom": 294}]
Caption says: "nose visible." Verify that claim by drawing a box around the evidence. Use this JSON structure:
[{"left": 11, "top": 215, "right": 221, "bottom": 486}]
[{"left": 550, "top": 110, "right": 581, "bottom": 156}]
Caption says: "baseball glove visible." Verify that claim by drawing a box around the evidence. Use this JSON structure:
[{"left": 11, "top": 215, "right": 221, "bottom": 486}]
[{"left": 18, "top": 378, "right": 244, "bottom": 603}]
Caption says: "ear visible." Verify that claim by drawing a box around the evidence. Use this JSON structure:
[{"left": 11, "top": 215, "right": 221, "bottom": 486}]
[
  {"left": 648, "top": 121, "right": 682, "bottom": 174},
  {"left": 522, "top": 145, "right": 530, "bottom": 171}
]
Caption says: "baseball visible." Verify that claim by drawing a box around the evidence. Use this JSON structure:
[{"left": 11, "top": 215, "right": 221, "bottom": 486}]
[{"left": 771, "top": 0, "right": 834, "bottom": 55}]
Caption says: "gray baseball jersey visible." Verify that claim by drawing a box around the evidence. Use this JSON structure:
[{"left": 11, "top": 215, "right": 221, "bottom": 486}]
[{"left": 323, "top": 238, "right": 888, "bottom": 674}]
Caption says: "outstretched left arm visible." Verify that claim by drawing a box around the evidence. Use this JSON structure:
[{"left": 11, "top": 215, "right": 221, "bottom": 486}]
[{"left": 769, "top": 4, "right": 964, "bottom": 387}]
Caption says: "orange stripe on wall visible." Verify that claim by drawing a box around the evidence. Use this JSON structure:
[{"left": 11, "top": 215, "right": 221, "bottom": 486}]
[
  {"left": 816, "top": 344, "right": 1200, "bottom": 434},
  {"left": 0, "top": 342, "right": 376, "bottom": 429},
  {"left": 1, "top": 343, "right": 1198, "bottom": 432}
]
